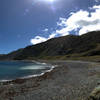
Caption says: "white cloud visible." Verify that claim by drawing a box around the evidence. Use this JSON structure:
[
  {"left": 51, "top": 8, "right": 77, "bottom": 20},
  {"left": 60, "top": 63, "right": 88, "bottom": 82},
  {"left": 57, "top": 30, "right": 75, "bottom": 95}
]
[
  {"left": 30, "top": 36, "right": 47, "bottom": 44},
  {"left": 31, "top": 4, "right": 100, "bottom": 44},
  {"left": 93, "top": 5, "right": 100, "bottom": 9},
  {"left": 48, "top": 33, "right": 57, "bottom": 39},
  {"left": 56, "top": 5, "right": 100, "bottom": 35},
  {"left": 30, "top": 33, "right": 57, "bottom": 45},
  {"left": 55, "top": 28, "right": 70, "bottom": 36},
  {"left": 43, "top": 28, "right": 48, "bottom": 32},
  {"left": 57, "top": 18, "right": 67, "bottom": 26}
]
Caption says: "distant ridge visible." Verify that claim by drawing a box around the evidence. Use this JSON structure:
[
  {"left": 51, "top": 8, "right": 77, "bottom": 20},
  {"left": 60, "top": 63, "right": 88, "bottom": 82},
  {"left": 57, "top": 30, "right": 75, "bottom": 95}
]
[{"left": 0, "top": 31, "right": 100, "bottom": 60}]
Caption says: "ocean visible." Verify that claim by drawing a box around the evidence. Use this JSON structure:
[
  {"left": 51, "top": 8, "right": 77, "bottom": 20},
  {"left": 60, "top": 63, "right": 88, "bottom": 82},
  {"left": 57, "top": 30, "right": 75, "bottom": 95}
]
[{"left": 0, "top": 61, "right": 52, "bottom": 81}]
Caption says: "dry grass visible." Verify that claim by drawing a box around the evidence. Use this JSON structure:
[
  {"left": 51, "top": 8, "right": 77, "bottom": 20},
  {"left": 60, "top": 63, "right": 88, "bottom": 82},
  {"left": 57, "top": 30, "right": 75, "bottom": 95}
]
[{"left": 88, "top": 86, "right": 100, "bottom": 100}]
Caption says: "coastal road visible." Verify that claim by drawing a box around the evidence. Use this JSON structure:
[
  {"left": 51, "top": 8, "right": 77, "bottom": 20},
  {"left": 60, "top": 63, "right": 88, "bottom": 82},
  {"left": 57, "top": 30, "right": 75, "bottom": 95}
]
[{"left": 0, "top": 60, "right": 100, "bottom": 100}]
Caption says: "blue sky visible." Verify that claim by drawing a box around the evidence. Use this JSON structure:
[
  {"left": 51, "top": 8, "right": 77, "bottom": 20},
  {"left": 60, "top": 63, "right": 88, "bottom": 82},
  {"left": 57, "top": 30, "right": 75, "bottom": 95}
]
[{"left": 0, "top": 0, "right": 100, "bottom": 54}]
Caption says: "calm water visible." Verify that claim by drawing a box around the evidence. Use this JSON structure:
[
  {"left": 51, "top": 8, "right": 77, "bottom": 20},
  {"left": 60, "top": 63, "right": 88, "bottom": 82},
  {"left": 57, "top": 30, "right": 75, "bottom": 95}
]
[{"left": 0, "top": 61, "right": 52, "bottom": 81}]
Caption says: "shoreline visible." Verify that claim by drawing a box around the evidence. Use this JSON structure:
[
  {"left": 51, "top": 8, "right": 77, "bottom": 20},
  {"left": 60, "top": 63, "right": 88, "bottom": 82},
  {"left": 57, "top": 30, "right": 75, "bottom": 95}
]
[
  {"left": 0, "top": 59, "right": 98, "bottom": 84},
  {"left": 0, "top": 60, "right": 100, "bottom": 100},
  {"left": 0, "top": 60, "right": 56, "bottom": 84}
]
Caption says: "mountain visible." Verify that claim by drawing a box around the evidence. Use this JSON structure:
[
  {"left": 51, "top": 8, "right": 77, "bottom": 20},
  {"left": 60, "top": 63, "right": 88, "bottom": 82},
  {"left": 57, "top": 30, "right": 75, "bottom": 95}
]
[{"left": 0, "top": 31, "right": 100, "bottom": 60}]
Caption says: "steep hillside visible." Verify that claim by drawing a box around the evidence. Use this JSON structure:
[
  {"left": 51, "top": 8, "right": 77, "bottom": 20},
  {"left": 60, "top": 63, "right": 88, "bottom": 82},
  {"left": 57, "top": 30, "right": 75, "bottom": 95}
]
[{"left": 1, "top": 31, "right": 100, "bottom": 60}]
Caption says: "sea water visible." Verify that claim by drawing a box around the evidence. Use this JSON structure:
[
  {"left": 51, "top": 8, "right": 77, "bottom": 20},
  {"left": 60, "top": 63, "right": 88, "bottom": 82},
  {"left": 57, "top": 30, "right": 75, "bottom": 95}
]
[{"left": 0, "top": 61, "right": 52, "bottom": 81}]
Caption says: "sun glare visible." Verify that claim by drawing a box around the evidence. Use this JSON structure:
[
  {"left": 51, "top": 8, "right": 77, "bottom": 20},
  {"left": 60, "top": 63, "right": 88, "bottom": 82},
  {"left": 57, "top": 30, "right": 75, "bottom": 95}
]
[
  {"left": 30, "top": 0, "right": 56, "bottom": 4},
  {"left": 43, "top": 0, "right": 55, "bottom": 3},
  {"left": 48, "top": 0, "right": 54, "bottom": 2}
]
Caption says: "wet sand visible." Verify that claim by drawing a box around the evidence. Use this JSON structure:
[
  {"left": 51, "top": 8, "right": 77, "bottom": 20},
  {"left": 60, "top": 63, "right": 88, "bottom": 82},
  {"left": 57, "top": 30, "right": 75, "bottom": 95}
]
[{"left": 0, "top": 60, "right": 100, "bottom": 100}]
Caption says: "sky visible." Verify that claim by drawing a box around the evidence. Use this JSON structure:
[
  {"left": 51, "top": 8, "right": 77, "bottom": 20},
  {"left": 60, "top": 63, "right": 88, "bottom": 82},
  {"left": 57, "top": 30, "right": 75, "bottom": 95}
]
[{"left": 0, "top": 0, "right": 100, "bottom": 54}]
